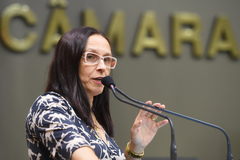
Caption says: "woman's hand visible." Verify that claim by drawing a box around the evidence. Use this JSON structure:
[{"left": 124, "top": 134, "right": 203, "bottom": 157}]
[{"left": 128, "top": 101, "right": 169, "bottom": 153}]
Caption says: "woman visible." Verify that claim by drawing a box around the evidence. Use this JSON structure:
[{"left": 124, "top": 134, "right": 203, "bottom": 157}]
[{"left": 25, "top": 26, "right": 168, "bottom": 160}]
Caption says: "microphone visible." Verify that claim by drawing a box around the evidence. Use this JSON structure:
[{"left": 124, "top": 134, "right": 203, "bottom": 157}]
[
  {"left": 101, "top": 75, "right": 116, "bottom": 88},
  {"left": 102, "top": 76, "right": 177, "bottom": 160},
  {"left": 101, "top": 76, "right": 233, "bottom": 160}
]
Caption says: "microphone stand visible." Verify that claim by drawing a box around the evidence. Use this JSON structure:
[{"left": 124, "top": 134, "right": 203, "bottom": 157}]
[
  {"left": 114, "top": 86, "right": 233, "bottom": 160},
  {"left": 110, "top": 85, "right": 177, "bottom": 160}
]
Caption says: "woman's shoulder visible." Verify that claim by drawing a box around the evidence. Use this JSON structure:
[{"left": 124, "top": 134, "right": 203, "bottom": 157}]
[
  {"left": 38, "top": 91, "right": 65, "bottom": 101},
  {"left": 36, "top": 91, "right": 67, "bottom": 103},
  {"left": 31, "top": 91, "right": 73, "bottom": 114}
]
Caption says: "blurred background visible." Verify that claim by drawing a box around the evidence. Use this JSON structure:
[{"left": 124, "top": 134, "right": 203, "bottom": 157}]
[{"left": 0, "top": 0, "right": 239, "bottom": 159}]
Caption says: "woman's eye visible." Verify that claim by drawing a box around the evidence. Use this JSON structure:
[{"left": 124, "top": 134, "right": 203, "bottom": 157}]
[
  {"left": 87, "top": 55, "right": 94, "bottom": 59},
  {"left": 104, "top": 57, "right": 111, "bottom": 62}
]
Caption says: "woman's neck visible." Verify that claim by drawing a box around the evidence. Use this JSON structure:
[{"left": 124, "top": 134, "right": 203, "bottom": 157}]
[{"left": 88, "top": 95, "right": 94, "bottom": 109}]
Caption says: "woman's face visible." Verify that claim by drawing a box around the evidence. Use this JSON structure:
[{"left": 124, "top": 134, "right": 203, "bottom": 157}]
[{"left": 79, "top": 34, "right": 111, "bottom": 100}]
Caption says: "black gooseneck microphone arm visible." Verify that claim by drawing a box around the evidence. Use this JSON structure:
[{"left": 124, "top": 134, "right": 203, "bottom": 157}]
[
  {"left": 101, "top": 76, "right": 233, "bottom": 160},
  {"left": 114, "top": 86, "right": 233, "bottom": 160},
  {"left": 109, "top": 85, "right": 177, "bottom": 160}
]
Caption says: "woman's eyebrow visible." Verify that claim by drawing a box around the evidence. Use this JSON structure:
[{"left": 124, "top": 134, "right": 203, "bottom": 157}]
[
  {"left": 104, "top": 52, "right": 112, "bottom": 56},
  {"left": 84, "top": 48, "right": 96, "bottom": 52},
  {"left": 85, "top": 48, "right": 112, "bottom": 56}
]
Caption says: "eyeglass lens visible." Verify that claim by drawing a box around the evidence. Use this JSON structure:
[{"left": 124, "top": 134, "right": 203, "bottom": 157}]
[{"left": 85, "top": 52, "right": 116, "bottom": 68}]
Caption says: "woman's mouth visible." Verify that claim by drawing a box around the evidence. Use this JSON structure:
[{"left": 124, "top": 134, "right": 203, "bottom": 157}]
[{"left": 93, "top": 78, "right": 103, "bottom": 84}]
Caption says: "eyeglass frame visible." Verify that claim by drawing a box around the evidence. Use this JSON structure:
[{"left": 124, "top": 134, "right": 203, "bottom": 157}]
[{"left": 82, "top": 52, "right": 117, "bottom": 69}]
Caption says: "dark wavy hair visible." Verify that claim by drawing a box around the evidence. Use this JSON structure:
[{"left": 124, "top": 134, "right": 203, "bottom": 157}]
[{"left": 45, "top": 26, "right": 114, "bottom": 137}]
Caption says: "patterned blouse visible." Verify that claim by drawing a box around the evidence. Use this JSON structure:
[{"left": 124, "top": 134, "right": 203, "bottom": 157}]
[{"left": 25, "top": 92, "right": 126, "bottom": 160}]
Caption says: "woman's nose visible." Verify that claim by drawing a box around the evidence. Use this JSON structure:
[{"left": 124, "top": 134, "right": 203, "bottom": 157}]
[{"left": 96, "top": 59, "right": 107, "bottom": 70}]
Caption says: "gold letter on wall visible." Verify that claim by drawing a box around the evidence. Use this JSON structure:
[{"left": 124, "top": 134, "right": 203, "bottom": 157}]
[
  {"left": 107, "top": 11, "right": 125, "bottom": 55},
  {"left": 82, "top": 9, "right": 101, "bottom": 30},
  {"left": 132, "top": 11, "right": 167, "bottom": 56},
  {"left": 41, "top": 3, "right": 71, "bottom": 53},
  {"left": 0, "top": 3, "right": 37, "bottom": 52},
  {"left": 172, "top": 12, "right": 202, "bottom": 58},
  {"left": 207, "top": 15, "right": 239, "bottom": 59}
]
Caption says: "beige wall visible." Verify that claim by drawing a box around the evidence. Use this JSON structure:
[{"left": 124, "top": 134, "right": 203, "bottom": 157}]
[{"left": 0, "top": 0, "right": 239, "bottom": 160}]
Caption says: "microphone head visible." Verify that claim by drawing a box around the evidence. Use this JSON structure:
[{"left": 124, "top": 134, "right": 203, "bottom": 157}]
[{"left": 101, "top": 76, "right": 116, "bottom": 88}]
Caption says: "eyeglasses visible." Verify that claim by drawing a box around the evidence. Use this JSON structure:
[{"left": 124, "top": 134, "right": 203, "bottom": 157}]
[{"left": 82, "top": 52, "right": 117, "bottom": 69}]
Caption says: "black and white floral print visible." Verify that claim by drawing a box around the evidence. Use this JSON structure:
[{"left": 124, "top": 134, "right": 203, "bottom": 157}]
[{"left": 25, "top": 92, "right": 125, "bottom": 160}]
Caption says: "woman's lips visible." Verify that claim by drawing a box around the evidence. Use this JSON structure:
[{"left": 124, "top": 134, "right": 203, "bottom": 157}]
[{"left": 93, "top": 77, "right": 103, "bottom": 84}]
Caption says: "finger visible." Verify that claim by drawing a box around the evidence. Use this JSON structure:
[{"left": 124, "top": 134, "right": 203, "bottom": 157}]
[
  {"left": 140, "top": 100, "right": 152, "bottom": 116},
  {"left": 145, "top": 102, "right": 163, "bottom": 119},
  {"left": 152, "top": 104, "right": 167, "bottom": 121},
  {"left": 145, "top": 101, "right": 154, "bottom": 118},
  {"left": 156, "top": 119, "right": 169, "bottom": 129},
  {"left": 152, "top": 102, "right": 161, "bottom": 108},
  {"left": 153, "top": 103, "right": 165, "bottom": 109},
  {"left": 146, "top": 113, "right": 153, "bottom": 118},
  {"left": 159, "top": 104, "right": 166, "bottom": 109},
  {"left": 146, "top": 103, "right": 163, "bottom": 119},
  {"left": 152, "top": 103, "right": 166, "bottom": 116},
  {"left": 150, "top": 114, "right": 158, "bottom": 121}
]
